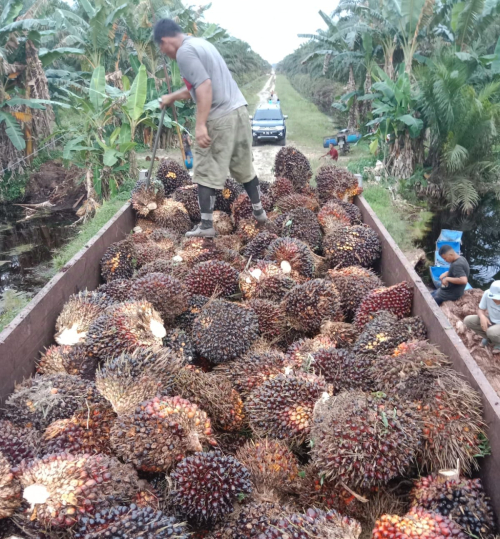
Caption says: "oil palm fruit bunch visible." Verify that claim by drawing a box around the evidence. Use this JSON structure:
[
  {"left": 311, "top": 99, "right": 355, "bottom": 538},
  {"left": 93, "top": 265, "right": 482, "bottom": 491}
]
[
  {"left": 271, "top": 177, "right": 294, "bottom": 200},
  {"left": 353, "top": 311, "right": 426, "bottom": 358},
  {"left": 354, "top": 282, "right": 413, "bottom": 329},
  {"left": 184, "top": 260, "right": 240, "bottom": 298},
  {"left": 16, "top": 453, "right": 143, "bottom": 529},
  {"left": 175, "top": 237, "right": 218, "bottom": 267},
  {"left": 239, "top": 261, "right": 286, "bottom": 300},
  {"left": 235, "top": 439, "right": 299, "bottom": 502},
  {"left": 212, "top": 211, "right": 234, "bottom": 235},
  {"left": 191, "top": 300, "right": 259, "bottom": 363},
  {"left": 0, "top": 453, "right": 21, "bottom": 519},
  {"left": 231, "top": 193, "right": 273, "bottom": 227},
  {"left": 110, "top": 395, "right": 215, "bottom": 472},
  {"left": 246, "top": 372, "right": 329, "bottom": 445},
  {"left": 152, "top": 200, "right": 191, "bottom": 234},
  {"left": 173, "top": 184, "right": 201, "bottom": 221},
  {"left": 156, "top": 158, "right": 191, "bottom": 195},
  {"left": 307, "top": 347, "right": 373, "bottom": 391},
  {"left": 274, "top": 147, "right": 312, "bottom": 191},
  {"left": 316, "top": 165, "right": 361, "bottom": 203},
  {"left": 175, "top": 294, "right": 210, "bottom": 332},
  {"left": 96, "top": 347, "right": 185, "bottom": 414},
  {"left": 284, "top": 335, "right": 336, "bottom": 370},
  {"left": 149, "top": 227, "right": 180, "bottom": 253},
  {"left": 317, "top": 202, "right": 352, "bottom": 231},
  {"left": 131, "top": 179, "right": 165, "bottom": 217},
  {"left": 134, "top": 241, "right": 169, "bottom": 268},
  {"left": 135, "top": 217, "right": 162, "bottom": 235},
  {"left": 275, "top": 193, "right": 319, "bottom": 213},
  {"left": 320, "top": 321, "right": 359, "bottom": 348},
  {"left": 311, "top": 391, "right": 421, "bottom": 488},
  {"left": 326, "top": 266, "right": 382, "bottom": 320},
  {"left": 282, "top": 279, "right": 341, "bottom": 334},
  {"left": 265, "top": 237, "right": 315, "bottom": 278},
  {"left": 41, "top": 405, "right": 115, "bottom": 456},
  {"left": 163, "top": 328, "right": 195, "bottom": 363},
  {"left": 54, "top": 290, "right": 114, "bottom": 347},
  {"left": 243, "top": 231, "right": 279, "bottom": 260},
  {"left": 97, "top": 279, "right": 133, "bottom": 303},
  {"left": 281, "top": 207, "right": 322, "bottom": 252},
  {"left": 100, "top": 238, "right": 136, "bottom": 282},
  {"left": 171, "top": 367, "right": 245, "bottom": 432},
  {"left": 84, "top": 301, "right": 166, "bottom": 363},
  {"left": 323, "top": 225, "right": 381, "bottom": 268},
  {"left": 215, "top": 177, "right": 244, "bottom": 213},
  {"left": 318, "top": 199, "right": 362, "bottom": 229},
  {"left": 0, "top": 420, "right": 40, "bottom": 466},
  {"left": 372, "top": 507, "right": 467, "bottom": 539},
  {"left": 135, "top": 257, "right": 189, "bottom": 280},
  {"left": 415, "top": 370, "right": 485, "bottom": 474},
  {"left": 245, "top": 298, "right": 287, "bottom": 340},
  {"left": 4, "top": 374, "right": 104, "bottom": 431},
  {"left": 131, "top": 273, "right": 188, "bottom": 325},
  {"left": 37, "top": 344, "right": 96, "bottom": 379},
  {"left": 214, "top": 350, "right": 286, "bottom": 398},
  {"left": 74, "top": 505, "right": 189, "bottom": 538},
  {"left": 170, "top": 451, "right": 252, "bottom": 524},
  {"left": 410, "top": 474, "right": 495, "bottom": 538},
  {"left": 215, "top": 233, "right": 242, "bottom": 253}
]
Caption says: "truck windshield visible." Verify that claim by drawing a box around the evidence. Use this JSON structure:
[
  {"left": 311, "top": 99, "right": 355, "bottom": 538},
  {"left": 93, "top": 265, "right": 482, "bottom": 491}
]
[{"left": 254, "top": 110, "right": 282, "bottom": 121}]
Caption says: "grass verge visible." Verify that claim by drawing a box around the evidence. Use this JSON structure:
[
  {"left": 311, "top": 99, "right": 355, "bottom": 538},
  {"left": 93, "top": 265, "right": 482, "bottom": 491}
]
[
  {"left": 0, "top": 290, "right": 33, "bottom": 332},
  {"left": 241, "top": 74, "right": 269, "bottom": 113}
]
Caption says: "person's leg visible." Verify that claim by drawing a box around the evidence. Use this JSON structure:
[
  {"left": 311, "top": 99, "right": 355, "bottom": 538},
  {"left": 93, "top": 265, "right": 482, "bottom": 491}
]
[
  {"left": 486, "top": 324, "right": 500, "bottom": 353},
  {"left": 229, "top": 107, "right": 267, "bottom": 224},
  {"left": 464, "top": 315, "right": 488, "bottom": 339},
  {"left": 431, "top": 290, "right": 444, "bottom": 306}
]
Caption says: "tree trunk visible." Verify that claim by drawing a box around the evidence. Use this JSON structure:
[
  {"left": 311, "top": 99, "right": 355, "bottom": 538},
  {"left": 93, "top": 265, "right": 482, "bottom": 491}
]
[
  {"left": 383, "top": 43, "right": 396, "bottom": 80},
  {"left": 347, "top": 65, "right": 357, "bottom": 131},
  {"left": 363, "top": 69, "right": 372, "bottom": 114},
  {"left": 388, "top": 132, "right": 416, "bottom": 179}
]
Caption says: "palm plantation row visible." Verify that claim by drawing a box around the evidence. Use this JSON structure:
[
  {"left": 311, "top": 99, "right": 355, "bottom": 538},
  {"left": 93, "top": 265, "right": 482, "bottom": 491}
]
[
  {"left": 0, "top": 0, "right": 269, "bottom": 199},
  {"left": 278, "top": 0, "right": 500, "bottom": 212}
]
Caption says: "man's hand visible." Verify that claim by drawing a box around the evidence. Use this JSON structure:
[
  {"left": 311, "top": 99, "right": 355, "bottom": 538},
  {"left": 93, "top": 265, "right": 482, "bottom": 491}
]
[
  {"left": 159, "top": 94, "right": 175, "bottom": 109},
  {"left": 196, "top": 123, "right": 211, "bottom": 148},
  {"left": 480, "top": 315, "right": 492, "bottom": 333},
  {"left": 442, "top": 277, "right": 449, "bottom": 287}
]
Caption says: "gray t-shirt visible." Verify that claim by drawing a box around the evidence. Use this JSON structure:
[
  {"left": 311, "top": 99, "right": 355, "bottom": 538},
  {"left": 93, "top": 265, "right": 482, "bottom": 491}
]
[
  {"left": 479, "top": 291, "right": 500, "bottom": 324},
  {"left": 436, "top": 255, "right": 470, "bottom": 301},
  {"left": 176, "top": 36, "right": 247, "bottom": 120}
]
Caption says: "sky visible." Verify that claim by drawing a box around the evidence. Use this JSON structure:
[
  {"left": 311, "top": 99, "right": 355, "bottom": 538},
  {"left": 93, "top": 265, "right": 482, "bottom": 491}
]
[{"left": 193, "top": 0, "right": 336, "bottom": 65}]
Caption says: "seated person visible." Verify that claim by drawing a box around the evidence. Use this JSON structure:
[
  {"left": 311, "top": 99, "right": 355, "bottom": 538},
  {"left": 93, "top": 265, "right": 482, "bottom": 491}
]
[
  {"left": 320, "top": 143, "right": 339, "bottom": 162},
  {"left": 431, "top": 245, "right": 469, "bottom": 306},
  {"left": 464, "top": 281, "right": 500, "bottom": 354}
]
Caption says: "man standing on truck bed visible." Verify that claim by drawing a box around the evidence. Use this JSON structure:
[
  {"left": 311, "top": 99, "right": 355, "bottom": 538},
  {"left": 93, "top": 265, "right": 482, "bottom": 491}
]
[{"left": 154, "top": 19, "right": 267, "bottom": 237}]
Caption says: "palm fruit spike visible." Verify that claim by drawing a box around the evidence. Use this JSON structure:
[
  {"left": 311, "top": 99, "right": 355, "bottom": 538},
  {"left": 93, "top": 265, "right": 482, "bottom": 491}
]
[
  {"left": 0, "top": 420, "right": 40, "bottom": 466},
  {"left": 156, "top": 158, "right": 191, "bottom": 194},
  {"left": 326, "top": 266, "right": 382, "bottom": 321},
  {"left": 4, "top": 374, "right": 104, "bottom": 431},
  {"left": 212, "top": 210, "right": 234, "bottom": 235},
  {"left": 274, "top": 147, "right": 312, "bottom": 191},
  {"left": 354, "top": 281, "right": 413, "bottom": 329},
  {"left": 282, "top": 207, "right": 323, "bottom": 252},
  {"left": 316, "top": 165, "right": 362, "bottom": 203},
  {"left": 320, "top": 321, "right": 359, "bottom": 348},
  {"left": 215, "top": 233, "right": 242, "bottom": 252},
  {"left": 100, "top": 238, "right": 136, "bottom": 282},
  {"left": 270, "top": 177, "right": 294, "bottom": 200},
  {"left": 131, "top": 178, "right": 165, "bottom": 217},
  {"left": 243, "top": 231, "right": 279, "bottom": 260},
  {"left": 215, "top": 177, "right": 244, "bottom": 213},
  {"left": 191, "top": 300, "right": 259, "bottom": 363},
  {"left": 220, "top": 247, "right": 247, "bottom": 271},
  {"left": 96, "top": 279, "right": 132, "bottom": 303},
  {"left": 171, "top": 451, "right": 252, "bottom": 524},
  {"left": 41, "top": 405, "right": 115, "bottom": 456},
  {"left": 215, "top": 432, "right": 250, "bottom": 457},
  {"left": 110, "top": 395, "right": 215, "bottom": 472},
  {"left": 246, "top": 372, "right": 330, "bottom": 445},
  {"left": 163, "top": 328, "right": 195, "bottom": 363},
  {"left": 131, "top": 272, "right": 188, "bottom": 324},
  {"left": 236, "top": 439, "right": 299, "bottom": 502},
  {"left": 372, "top": 507, "right": 467, "bottom": 539},
  {"left": 37, "top": 344, "right": 96, "bottom": 379},
  {"left": 265, "top": 237, "right": 315, "bottom": 278},
  {"left": 135, "top": 217, "right": 162, "bottom": 235},
  {"left": 133, "top": 241, "right": 167, "bottom": 268},
  {"left": 370, "top": 341, "right": 450, "bottom": 400},
  {"left": 214, "top": 350, "right": 286, "bottom": 398},
  {"left": 411, "top": 474, "right": 495, "bottom": 538},
  {"left": 74, "top": 505, "right": 189, "bottom": 538},
  {"left": 275, "top": 193, "right": 320, "bottom": 214},
  {"left": 171, "top": 367, "right": 245, "bottom": 432},
  {"left": 0, "top": 453, "right": 21, "bottom": 519},
  {"left": 84, "top": 301, "right": 166, "bottom": 363},
  {"left": 96, "top": 347, "right": 185, "bottom": 414},
  {"left": 284, "top": 335, "right": 336, "bottom": 370},
  {"left": 54, "top": 290, "right": 115, "bottom": 346},
  {"left": 323, "top": 225, "right": 382, "bottom": 269},
  {"left": 311, "top": 391, "right": 421, "bottom": 488},
  {"left": 184, "top": 260, "right": 240, "bottom": 298},
  {"left": 307, "top": 347, "right": 373, "bottom": 391},
  {"left": 16, "top": 453, "right": 144, "bottom": 529},
  {"left": 245, "top": 299, "right": 286, "bottom": 341},
  {"left": 353, "top": 311, "right": 427, "bottom": 358},
  {"left": 416, "top": 370, "right": 485, "bottom": 474},
  {"left": 134, "top": 257, "right": 190, "bottom": 280},
  {"left": 174, "top": 294, "right": 210, "bottom": 332},
  {"left": 152, "top": 199, "right": 191, "bottom": 234},
  {"left": 282, "top": 279, "right": 342, "bottom": 334},
  {"left": 173, "top": 184, "right": 200, "bottom": 221}
]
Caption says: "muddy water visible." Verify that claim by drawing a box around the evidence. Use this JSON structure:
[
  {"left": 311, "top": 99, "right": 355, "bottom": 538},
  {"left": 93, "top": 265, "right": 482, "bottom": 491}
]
[{"left": 0, "top": 205, "right": 77, "bottom": 298}]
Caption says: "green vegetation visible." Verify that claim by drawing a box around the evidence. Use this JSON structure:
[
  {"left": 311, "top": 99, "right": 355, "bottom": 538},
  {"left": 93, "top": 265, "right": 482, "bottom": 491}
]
[
  {"left": 241, "top": 75, "right": 269, "bottom": 113},
  {"left": 0, "top": 290, "right": 32, "bottom": 332}
]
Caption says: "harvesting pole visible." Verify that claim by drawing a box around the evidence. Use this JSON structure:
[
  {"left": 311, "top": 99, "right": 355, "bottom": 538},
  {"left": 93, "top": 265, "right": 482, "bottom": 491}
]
[{"left": 146, "top": 106, "right": 166, "bottom": 188}]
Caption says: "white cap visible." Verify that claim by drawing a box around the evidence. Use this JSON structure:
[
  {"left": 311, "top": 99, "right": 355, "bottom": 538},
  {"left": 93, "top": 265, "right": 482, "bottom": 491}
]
[{"left": 488, "top": 281, "right": 500, "bottom": 300}]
